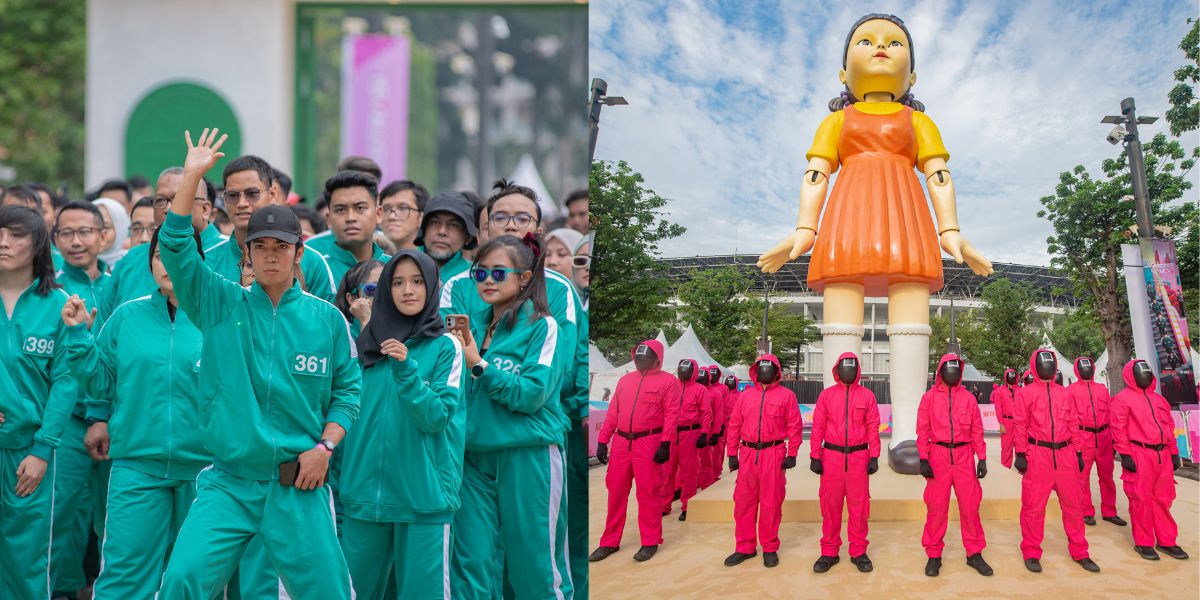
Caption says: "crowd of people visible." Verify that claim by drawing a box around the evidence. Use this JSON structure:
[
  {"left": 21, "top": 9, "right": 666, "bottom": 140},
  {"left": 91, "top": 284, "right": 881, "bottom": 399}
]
[
  {"left": 0, "top": 126, "right": 591, "bottom": 600},
  {"left": 591, "top": 341, "right": 1189, "bottom": 576}
]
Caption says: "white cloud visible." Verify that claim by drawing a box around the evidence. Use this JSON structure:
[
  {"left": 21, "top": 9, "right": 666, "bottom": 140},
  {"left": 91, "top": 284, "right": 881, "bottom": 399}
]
[{"left": 590, "top": 0, "right": 1198, "bottom": 266}]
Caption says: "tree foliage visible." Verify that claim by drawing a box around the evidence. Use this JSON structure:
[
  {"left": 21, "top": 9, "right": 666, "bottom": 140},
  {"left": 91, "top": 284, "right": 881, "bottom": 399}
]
[
  {"left": 590, "top": 160, "right": 685, "bottom": 360},
  {"left": 675, "top": 267, "right": 760, "bottom": 367},
  {"left": 1038, "top": 134, "right": 1195, "bottom": 393},
  {"left": 1049, "top": 305, "right": 1108, "bottom": 364},
  {"left": 0, "top": 0, "right": 86, "bottom": 192},
  {"left": 756, "top": 304, "right": 819, "bottom": 375},
  {"left": 1166, "top": 19, "right": 1199, "bottom": 137}
]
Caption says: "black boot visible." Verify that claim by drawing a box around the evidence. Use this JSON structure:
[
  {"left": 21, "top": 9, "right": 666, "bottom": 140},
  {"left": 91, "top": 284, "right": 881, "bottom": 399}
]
[
  {"left": 1076, "top": 557, "right": 1100, "bottom": 572},
  {"left": 1135, "top": 545, "right": 1161, "bottom": 560},
  {"left": 813, "top": 555, "right": 839, "bottom": 573},
  {"left": 924, "top": 557, "right": 941, "bottom": 577},
  {"left": 725, "top": 551, "right": 757, "bottom": 566},
  {"left": 763, "top": 552, "right": 779, "bottom": 568},
  {"left": 1083, "top": 515, "right": 1096, "bottom": 526},
  {"left": 966, "top": 553, "right": 993, "bottom": 576},
  {"left": 673, "top": 488, "right": 682, "bottom": 501},
  {"left": 633, "top": 545, "right": 658, "bottom": 562},
  {"left": 588, "top": 546, "right": 619, "bottom": 562},
  {"left": 1024, "top": 558, "right": 1042, "bottom": 572},
  {"left": 1102, "top": 515, "right": 1127, "bottom": 526},
  {"left": 1156, "top": 545, "right": 1190, "bottom": 560},
  {"left": 678, "top": 510, "right": 687, "bottom": 522},
  {"left": 850, "top": 554, "right": 873, "bottom": 572}
]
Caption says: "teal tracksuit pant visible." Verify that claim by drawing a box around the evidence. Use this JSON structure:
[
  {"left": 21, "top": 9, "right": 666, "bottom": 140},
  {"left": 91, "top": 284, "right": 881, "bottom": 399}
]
[
  {"left": 0, "top": 447, "right": 56, "bottom": 600},
  {"left": 342, "top": 519, "right": 452, "bottom": 599},
  {"left": 50, "top": 415, "right": 110, "bottom": 593},
  {"left": 157, "top": 467, "right": 352, "bottom": 599}
]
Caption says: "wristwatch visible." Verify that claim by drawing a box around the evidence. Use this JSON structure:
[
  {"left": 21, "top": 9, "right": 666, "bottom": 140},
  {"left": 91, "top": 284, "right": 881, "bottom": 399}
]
[
  {"left": 318, "top": 439, "right": 336, "bottom": 453},
  {"left": 85, "top": 417, "right": 108, "bottom": 427},
  {"left": 471, "top": 360, "right": 489, "bottom": 378}
]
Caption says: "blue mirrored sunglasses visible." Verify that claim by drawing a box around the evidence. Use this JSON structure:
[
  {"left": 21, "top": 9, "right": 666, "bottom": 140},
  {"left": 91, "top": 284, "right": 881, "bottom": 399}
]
[
  {"left": 471, "top": 267, "right": 525, "bottom": 283},
  {"left": 355, "top": 282, "right": 377, "bottom": 298}
]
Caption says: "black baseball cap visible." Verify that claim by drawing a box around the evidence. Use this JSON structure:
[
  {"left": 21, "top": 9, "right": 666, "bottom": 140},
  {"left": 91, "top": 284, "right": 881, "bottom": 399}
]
[
  {"left": 415, "top": 192, "right": 478, "bottom": 246},
  {"left": 245, "top": 205, "right": 302, "bottom": 245}
]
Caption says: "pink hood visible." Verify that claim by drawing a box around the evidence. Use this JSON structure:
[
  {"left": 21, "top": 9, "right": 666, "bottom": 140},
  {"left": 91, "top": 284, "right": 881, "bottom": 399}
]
[{"left": 1121, "top": 359, "right": 1157, "bottom": 393}]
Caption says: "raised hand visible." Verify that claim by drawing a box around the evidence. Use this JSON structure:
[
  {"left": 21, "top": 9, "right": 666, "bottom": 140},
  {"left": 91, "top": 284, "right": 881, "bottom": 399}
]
[
  {"left": 61, "top": 295, "right": 90, "bottom": 327},
  {"left": 182, "top": 128, "right": 229, "bottom": 176},
  {"left": 381, "top": 338, "right": 408, "bottom": 363}
]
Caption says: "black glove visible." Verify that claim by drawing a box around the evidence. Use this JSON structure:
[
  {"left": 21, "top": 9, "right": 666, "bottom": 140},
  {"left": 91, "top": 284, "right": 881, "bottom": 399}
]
[
  {"left": 596, "top": 442, "right": 608, "bottom": 465},
  {"left": 728, "top": 455, "right": 739, "bottom": 471},
  {"left": 867, "top": 457, "right": 879, "bottom": 475},
  {"left": 1015, "top": 453, "right": 1027, "bottom": 475},
  {"left": 695, "top": 433, "right": 708, "bottom": 448},
  {"left": 653, "top": 441, "right": 670, "bottom": 465},
  {"left": 976, "top": 459, "right": 987, "bottom": 479},
  {"left": 1172, "top": 454, "right": 1182, "bottom": 471},
  {"left": 1120, "top": 453, "right": 1136, "bottom": 473},
  {"left": 782, "top": 456, "right": 797, "bottom": 470},
  {"left": 810, "top": 457, "right": 824, "bottom": 475},
  {"left": 709, "top": 432, "right": 720, "bottom": 447},
  {"left": 1077, "top": 451, "right": 1085, "bottom": 472},
  {"left": 919, "top": 458, "right": 933, "bottom": 479}
]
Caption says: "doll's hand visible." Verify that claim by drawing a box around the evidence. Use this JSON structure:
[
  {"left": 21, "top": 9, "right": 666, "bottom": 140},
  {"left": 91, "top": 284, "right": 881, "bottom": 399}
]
[
  {"left": 757, "top": 229, "right": 816, "bottom": 273},
  {"left": 940, "top": 230, "right": 993, "bottom": 276}
]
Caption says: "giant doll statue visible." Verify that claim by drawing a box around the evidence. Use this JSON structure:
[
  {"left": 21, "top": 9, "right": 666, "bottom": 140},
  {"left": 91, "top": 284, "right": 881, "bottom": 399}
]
[{"left": 758, "top": 14, "right": 993, "bottom": 473}]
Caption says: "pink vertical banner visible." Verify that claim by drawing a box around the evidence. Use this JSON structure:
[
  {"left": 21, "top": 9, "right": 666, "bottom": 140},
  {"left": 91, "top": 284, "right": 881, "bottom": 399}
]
[{"left": 341, "top": 34, "right": 411, "bottom": 183}]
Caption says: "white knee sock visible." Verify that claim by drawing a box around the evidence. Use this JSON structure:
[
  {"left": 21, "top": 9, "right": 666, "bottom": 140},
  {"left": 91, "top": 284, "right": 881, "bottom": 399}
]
[{"left": 886, "top": 323, "right": 932, "bottom": 448}]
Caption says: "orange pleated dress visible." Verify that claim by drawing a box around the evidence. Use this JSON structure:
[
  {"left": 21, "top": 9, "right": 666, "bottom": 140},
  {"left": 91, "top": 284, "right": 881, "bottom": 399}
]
[{"left": 808, "top": 104, "right": 944, "bottom": 297}]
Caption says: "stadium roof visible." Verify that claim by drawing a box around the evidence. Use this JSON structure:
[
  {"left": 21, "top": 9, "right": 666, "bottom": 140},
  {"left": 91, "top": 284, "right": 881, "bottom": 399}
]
[{"left": 662, "top": 255, "right": 1078, "bottom": 306}]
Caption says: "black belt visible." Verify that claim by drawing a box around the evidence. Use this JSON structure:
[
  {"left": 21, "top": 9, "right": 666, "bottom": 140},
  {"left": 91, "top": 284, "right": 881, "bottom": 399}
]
[
  {"left": 823, "top": 442, "right": 869, "bottom": 454},
  {"left": 1028, "top": 438, "right": 1070, "bottom": 450},
  {"left": 616, "top": 427, "right": 663, "bottom": 440},
  {"left": 1000, "top": 414, "right": 1014, "bottom": 420},
  {"left": 742, "top": 439, "right": 784, "bottom": 450},
  {"left": 677, "top": 423, "right": 702, "bottom": 432},
  {"left": 1081, "top": 424, "right": 1108, "bottom": 434},
  {"left": 934, "top": 441, "right": 968, "bottom": 448},
  {"left": 1131, "top": 440, "right": 1166, "bottom": 451}
]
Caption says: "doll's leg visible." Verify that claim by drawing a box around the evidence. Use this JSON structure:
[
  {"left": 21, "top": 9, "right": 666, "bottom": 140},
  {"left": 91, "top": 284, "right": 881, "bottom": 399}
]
[
  {"left": 821, "top": 283, "right": 865, "bottom": 388},
  {"left": 886, "top": 284, "right": 932, "bottom": 475}
]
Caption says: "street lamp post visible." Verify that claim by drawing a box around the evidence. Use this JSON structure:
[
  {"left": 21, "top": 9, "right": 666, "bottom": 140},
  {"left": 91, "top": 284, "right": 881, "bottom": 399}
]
[
  {"left": 588, "top": 78, "right": 628, "bottom": 163},
  {"left": 1102, "top": 97, "right": 1159, "bottom": 249}
]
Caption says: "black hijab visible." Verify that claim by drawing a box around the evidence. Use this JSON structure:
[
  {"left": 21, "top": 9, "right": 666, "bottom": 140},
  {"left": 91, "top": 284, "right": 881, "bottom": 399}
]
[{"left": 356, "top": 250, "right": 446, "bottom": 368}]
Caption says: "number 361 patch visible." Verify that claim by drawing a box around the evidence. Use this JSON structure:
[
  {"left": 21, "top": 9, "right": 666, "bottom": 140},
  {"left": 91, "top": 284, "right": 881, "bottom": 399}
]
[{"left": 292, "top": 352, "right": 330, "bottom": 376}]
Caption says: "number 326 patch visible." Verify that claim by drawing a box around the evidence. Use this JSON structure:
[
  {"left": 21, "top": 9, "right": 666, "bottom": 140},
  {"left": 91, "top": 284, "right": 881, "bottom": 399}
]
[{"left": 292, "top": 352, "right": 330, "bottom": 376}]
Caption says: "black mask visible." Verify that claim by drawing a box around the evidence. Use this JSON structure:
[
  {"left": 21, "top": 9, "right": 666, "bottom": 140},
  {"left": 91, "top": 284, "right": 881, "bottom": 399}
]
[
  {"left": 724, "top": 376, "right": 736, "bottom": 390},
  {"left": 1132, "top": 361, "right": 1154, "bottom": 390},
  {"left": 1023, "top": 373, "right": 1034, "bottom": 386},
  {"left": 756, "top": 360, "right": 779, "bottom": 385},
  {"left": 677, "top": 360, "right": 694, "bottom": 382},
  {"left": 1054, "top": 372, "right": 1064, "bottom": 385},
  {"left": 1035, "top": 351, "right": 1057, "bottom": 381},
  {"left": 696, "top": 369, "right": 709, "bottom": 385},
  {"left": 708, "top": 367, "right": 720, "bottom": 383},
  {"left": 940, "top": 359, "right": 962, "bottom": 387},
  {"left": 1077, "top": 359, "right": 1094, "bottom": 381},
  {"left": 1004, "top": 371, "right": 1017, "bottom": 385},
  {"left": 837, "top": 357, "right": 857, "bottom": 385},
  {"left": 634, "top": 344, "right": 657, "bottom": 373}
]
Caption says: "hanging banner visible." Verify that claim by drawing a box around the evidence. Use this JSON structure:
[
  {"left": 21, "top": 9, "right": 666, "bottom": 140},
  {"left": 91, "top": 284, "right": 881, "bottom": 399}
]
[
  {"left": 340, "top": 34, "right": 411, "bottom": 184},
  {"left": 1143, "top": 240, "right": 1197, "bottom": 405}
]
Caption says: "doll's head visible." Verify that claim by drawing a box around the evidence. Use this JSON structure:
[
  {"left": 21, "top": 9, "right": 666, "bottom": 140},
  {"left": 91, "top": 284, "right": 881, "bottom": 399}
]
[{"left": 829, "top": 13, "right": 924, "bottom": 112}]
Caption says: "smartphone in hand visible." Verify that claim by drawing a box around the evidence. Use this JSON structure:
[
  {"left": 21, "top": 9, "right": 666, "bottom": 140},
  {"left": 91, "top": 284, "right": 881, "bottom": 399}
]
[{"left": 446, "top": 314, "right": 471, "bottom": 341}]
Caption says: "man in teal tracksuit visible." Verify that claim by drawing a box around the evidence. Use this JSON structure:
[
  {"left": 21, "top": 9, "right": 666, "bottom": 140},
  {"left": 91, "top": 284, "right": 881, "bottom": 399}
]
[
  {"left": 0, "top": 205, "right": 78, "bottom": 600},
  {"left": 49, "top": 200, "right": 113, "bottom": 595},
  {"left": 96, "top": 171, "right": 224, "bottom": 323},
  {"left": 305, "top": 170, "right": 390, "bottom": 288},
  {"left": 61, "top": 227, "right": 210, "bottom": 598},
  {"left": 155, "top": 129, "right": 361, "bottom": 599},
  {"left": 340, "top": 250, "right": 466, "bottom": 598},
  {"left": 417, "top": 192, "right": 477, "bottom": 282}
]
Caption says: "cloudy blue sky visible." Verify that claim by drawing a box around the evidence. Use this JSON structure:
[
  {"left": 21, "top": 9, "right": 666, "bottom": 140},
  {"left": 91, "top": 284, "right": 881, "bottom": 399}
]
[{"left": 589, "top": 0, "right": 1197, "bottom": 265}]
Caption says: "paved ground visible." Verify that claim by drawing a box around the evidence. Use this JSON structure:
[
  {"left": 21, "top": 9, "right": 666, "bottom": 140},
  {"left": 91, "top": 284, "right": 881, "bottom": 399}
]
[{"left": 588, "top": 439, "right": 1200, "bottom": 599}]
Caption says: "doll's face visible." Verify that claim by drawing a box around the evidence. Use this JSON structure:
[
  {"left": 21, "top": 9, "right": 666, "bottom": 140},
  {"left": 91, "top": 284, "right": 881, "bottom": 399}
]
[{"left": 840, "top": 19, "right": 915, "bottom": 102}]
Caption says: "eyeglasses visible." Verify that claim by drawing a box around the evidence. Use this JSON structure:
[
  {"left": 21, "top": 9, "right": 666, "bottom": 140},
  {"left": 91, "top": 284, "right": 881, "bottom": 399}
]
[
  {"left": 55, "top": 227, "right": 101, "bottom": 241},
  {"left": 355, "top": 282, "right": 378, "bottom": 298},
  {"left": 489, "top": 212, "right": 537, "bottom": 229},
  {"left": 223, "top": 188, "right": 264, "bottom": 204},
  {"left": 129, "top": 225, "right": 156, "bottom": 237},
  {"left": 571, "top": 255, "right": 591, "bottom": 268},
  {"left": 471, "top": 267, "right": 525, "bottom": 283},
  {"left": 382, "top": 205, "right": 418, "bottom": 219},
  {"left": 152, "top": 196, "right": 172, "bottom": 209}
]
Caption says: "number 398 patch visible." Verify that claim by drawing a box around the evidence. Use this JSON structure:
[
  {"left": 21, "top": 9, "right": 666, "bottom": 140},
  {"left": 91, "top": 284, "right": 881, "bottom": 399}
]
[
  {"left": 23, "top": 336, "right": 55, "bottom": 357},
  {"left": 291, "top": 352, "right": 330, "bottom": 377}
]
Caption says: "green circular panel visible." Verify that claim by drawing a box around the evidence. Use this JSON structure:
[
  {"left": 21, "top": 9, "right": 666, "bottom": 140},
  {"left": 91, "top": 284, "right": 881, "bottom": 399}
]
[{"left": 124, "top": 82, "right": 241, "bottom": 185}]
